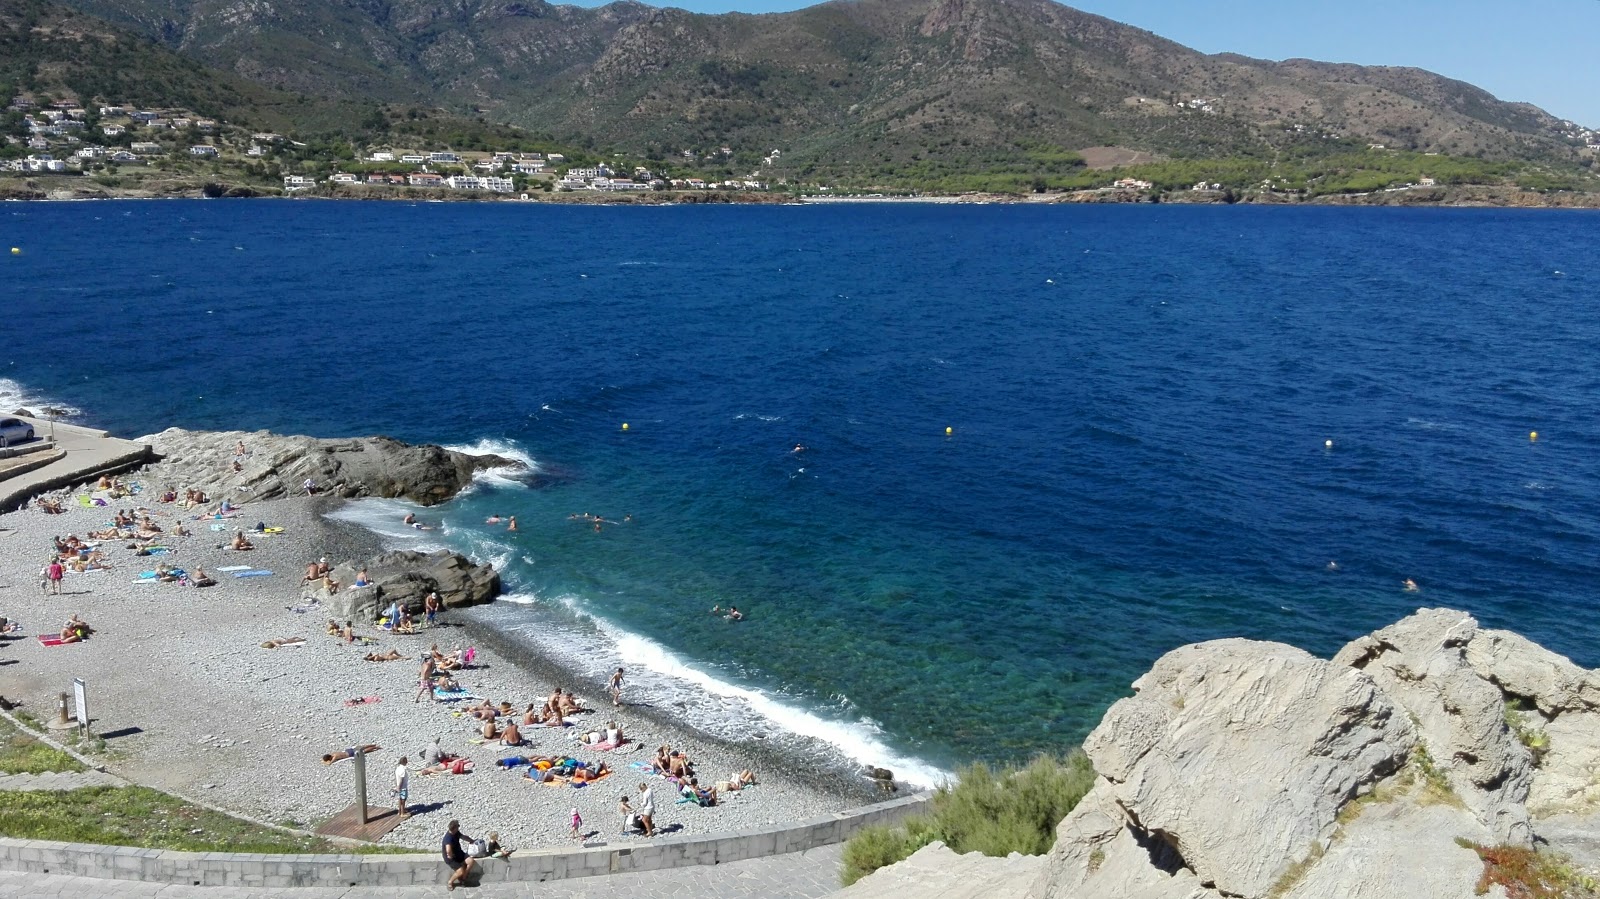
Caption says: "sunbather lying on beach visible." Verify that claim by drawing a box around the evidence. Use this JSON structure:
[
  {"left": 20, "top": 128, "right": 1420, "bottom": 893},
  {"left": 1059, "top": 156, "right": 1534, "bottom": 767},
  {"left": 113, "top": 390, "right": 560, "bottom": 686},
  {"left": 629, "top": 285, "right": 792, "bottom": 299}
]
[
  {"left": 419, "top": 758, "right": 474, "bottom": 776},
  {"left": 322, "top": 744, "right": 382, "bottom": 764},
  {"left": 261, "top": 637, "right": 307, "bottom": 649},
  {"left": 364, "top": 649, "right": 405, "bottom": 661}
]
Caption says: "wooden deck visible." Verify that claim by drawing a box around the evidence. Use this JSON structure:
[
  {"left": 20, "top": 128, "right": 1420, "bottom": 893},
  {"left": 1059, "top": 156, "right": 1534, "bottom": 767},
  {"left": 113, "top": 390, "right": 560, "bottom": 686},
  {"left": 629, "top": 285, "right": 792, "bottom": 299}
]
[{"left": 315, "top": 803, "right": 410, "bottom": 842}]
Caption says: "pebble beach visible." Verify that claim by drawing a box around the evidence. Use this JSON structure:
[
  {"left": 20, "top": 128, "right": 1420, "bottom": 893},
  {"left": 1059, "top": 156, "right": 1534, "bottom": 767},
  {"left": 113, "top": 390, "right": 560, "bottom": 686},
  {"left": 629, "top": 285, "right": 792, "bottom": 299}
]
[{"left": 0, "top": 471, "right": 874, "bottom": 850}]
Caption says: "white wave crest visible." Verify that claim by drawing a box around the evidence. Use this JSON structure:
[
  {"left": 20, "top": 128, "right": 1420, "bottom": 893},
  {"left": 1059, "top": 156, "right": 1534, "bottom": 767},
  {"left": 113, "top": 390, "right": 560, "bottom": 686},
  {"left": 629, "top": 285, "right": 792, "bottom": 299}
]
[
  {"left": 0, "top": 378, "right": 82, "bottom": 418},
  {"left": 543, "top": 595, "right": 947, "bottom": 788},
  {"left": 443, "top": 438, "right": 541, "bottom": 485}
]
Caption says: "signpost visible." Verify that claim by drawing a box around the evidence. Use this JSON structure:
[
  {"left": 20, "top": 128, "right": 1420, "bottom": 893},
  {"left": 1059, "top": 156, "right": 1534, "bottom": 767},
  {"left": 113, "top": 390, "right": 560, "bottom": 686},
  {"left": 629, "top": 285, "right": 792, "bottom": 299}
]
[
  {"left": 353, "top": 748, "right": 369, "bottom": 825},
  {"left": 71, "top": 678, "right": 88, "bottom": 737}
]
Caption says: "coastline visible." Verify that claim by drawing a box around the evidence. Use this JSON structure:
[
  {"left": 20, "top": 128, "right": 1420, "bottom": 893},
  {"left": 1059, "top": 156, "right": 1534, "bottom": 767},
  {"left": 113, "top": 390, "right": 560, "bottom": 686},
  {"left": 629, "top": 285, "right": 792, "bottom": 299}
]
[
  {"left": 5, "top": 180, "right": 1600, "bottom": 209},
  {"left": 0, "top": 471, "right": 876, "bottom": 850}
]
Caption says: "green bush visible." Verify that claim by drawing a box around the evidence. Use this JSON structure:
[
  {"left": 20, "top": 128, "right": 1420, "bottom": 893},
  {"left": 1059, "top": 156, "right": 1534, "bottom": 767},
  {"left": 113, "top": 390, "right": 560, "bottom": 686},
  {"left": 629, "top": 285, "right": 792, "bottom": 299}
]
[{"left": 840, "top": 751, "right": 1096, "bottom": 886}]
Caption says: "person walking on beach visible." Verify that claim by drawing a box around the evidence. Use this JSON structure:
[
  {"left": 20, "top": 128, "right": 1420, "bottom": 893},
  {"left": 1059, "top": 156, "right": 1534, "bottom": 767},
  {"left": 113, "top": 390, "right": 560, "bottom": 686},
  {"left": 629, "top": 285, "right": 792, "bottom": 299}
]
[
  {"left": 441, "top": 819, "right": 476, "bottom": 891},
  {"left": 45, "top": 559, "right": 64, "bottom": 595},
  {"left": 416, "top": 654, "right": 436, "bottom": 703},
  {"left": 424, "top": 591, "right": 441, "bottom": 628},
  {"left": 569, "top": 806, "right": 582, "bottom": 840},
  {"left": 394, "top": 756, "right": 411, "bottom": 818},
  {"left": 608, "top": 667, "right": 625, "bottom": 707},
  {"left": 636, "top": 782, "right": 656, "bottom": 837}
]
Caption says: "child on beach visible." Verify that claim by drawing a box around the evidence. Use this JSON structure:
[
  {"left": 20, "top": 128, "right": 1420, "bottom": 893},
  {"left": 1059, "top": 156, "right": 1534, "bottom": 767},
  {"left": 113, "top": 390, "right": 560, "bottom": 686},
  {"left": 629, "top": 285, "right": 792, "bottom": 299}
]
[{"left": 569, "top": 807, "right": 582, "bottom": 840}]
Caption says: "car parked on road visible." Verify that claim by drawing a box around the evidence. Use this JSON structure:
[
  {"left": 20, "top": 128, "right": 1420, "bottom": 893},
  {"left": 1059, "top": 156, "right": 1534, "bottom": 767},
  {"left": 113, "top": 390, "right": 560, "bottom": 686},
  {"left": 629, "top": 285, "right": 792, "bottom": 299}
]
[{"left": 0, "top": 418, "right": 36, "bottom": 447}]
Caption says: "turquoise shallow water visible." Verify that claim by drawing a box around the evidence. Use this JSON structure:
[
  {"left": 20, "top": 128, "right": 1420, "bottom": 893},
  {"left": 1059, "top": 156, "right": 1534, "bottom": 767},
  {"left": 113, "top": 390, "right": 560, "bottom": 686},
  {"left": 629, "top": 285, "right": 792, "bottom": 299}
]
[{"left": 7, "top": 200, "right": 1600, "bottom": 783}]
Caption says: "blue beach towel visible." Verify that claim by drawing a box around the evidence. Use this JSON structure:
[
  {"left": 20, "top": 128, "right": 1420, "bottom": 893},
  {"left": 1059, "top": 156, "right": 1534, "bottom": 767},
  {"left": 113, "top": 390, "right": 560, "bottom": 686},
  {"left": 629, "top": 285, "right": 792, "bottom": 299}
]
[{"left": 233, "top": 570, "right": 274, "bottom": 578}]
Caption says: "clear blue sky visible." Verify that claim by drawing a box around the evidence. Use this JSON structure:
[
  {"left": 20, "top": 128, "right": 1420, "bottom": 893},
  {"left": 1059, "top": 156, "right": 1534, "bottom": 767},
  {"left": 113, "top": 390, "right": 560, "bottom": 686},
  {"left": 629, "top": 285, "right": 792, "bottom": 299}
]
[{"left": 577, "top": 0, "right": 1600, "bottom": 127}]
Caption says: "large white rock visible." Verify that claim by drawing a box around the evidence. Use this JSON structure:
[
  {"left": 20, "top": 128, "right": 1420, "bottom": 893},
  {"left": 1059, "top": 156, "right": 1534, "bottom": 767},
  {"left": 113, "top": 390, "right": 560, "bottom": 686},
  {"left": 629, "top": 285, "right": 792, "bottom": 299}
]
[
  {"left": 1067, "top": 639, "right": 1414, "bottom": 898},
  {"left": 1467, "top": 627, "right": 1600, "bottom": 817},
  {"left": 1334, "top": 609, "right": 1533, "bottom": 844},
  {"left": 831, "top": 841, "right": 1044, "bottom": 899},
  {"left": 1280, "top": 800, "right": 1499, "bottom": 899}
]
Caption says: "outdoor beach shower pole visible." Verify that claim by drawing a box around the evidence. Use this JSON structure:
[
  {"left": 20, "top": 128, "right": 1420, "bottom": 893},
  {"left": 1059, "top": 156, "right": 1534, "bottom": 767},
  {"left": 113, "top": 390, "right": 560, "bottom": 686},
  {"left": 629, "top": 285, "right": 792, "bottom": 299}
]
[{"left": 354, "top": 748, "right": 369, "bottom": 825}]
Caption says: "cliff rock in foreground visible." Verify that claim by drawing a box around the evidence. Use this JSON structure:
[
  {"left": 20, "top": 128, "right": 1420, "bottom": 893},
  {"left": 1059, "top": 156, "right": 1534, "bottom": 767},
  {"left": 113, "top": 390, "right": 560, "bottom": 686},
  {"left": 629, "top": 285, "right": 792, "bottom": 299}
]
[
  {"left": 140, "top": 428, "right": 523, "bottom": 506},
  {"left": 838, "top": 608, "right": 1600, "bottom": 899}
]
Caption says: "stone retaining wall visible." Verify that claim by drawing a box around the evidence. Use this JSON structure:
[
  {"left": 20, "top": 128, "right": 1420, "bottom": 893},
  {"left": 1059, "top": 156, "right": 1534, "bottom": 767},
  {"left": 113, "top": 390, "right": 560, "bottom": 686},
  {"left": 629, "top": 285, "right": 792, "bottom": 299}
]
[{"left": 0, "top": 792, "right": 931, "bottom": 887}]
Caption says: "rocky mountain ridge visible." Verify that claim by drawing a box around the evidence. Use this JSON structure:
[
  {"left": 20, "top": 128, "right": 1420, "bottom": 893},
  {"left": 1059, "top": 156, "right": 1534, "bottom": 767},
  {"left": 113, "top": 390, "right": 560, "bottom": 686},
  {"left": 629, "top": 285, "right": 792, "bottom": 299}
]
[
  {"left": 44, "top": 0, "right": 1593, "bottom": 180},
  {"left": 838, "top": 608, "right": 1600, "bottom": 899}
]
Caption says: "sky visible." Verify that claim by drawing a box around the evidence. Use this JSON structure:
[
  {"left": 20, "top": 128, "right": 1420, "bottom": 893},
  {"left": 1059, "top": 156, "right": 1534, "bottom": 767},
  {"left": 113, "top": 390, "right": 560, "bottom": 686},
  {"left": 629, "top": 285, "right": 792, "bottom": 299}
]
[{"left": 571, "top": 0, "right": 1600, "bottom": 127}]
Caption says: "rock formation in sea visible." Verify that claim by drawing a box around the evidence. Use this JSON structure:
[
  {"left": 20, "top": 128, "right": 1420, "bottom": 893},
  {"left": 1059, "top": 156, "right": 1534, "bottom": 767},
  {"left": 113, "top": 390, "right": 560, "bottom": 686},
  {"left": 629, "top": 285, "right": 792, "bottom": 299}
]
[
  {"left": 311, "top": 549, "right": 502, "bottom": 621},
  {"left": 836, "top": 608, "right": 1600, "bottom": 899},
  {"left": 140, "top": 427, "right": 522, "bottom": 505}
]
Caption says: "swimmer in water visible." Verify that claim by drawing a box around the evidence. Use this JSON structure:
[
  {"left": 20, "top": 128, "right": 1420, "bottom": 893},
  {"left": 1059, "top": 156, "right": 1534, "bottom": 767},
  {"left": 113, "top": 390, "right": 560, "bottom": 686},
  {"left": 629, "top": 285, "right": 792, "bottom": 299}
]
[
  {"left": 792, "top": 444, "right": 806, "bottom": 453},
  {"left": 1326, "top": 561, "right": 1339, "bottom": 571},
  {"left": 507, "top": 516, "right": 518, "bottom": 532},
  {"left": 725, "top": 606, "right": 743, "bottom": 621},
  {"left": 1403, "top": 578, "right": 1419, "bottom": 592},
  {"left": 404, "top": 513, "right": 417, "bottom": 525},
  {"left": 486, "top": 515, "right": 503, "bottom": 525}
]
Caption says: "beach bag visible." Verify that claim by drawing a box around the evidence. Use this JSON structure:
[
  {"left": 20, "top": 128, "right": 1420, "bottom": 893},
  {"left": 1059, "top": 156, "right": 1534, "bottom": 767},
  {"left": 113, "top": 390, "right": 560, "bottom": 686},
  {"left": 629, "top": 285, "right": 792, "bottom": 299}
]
[{"left": 469, "top": 839, "right": 489, "bottom": 858}]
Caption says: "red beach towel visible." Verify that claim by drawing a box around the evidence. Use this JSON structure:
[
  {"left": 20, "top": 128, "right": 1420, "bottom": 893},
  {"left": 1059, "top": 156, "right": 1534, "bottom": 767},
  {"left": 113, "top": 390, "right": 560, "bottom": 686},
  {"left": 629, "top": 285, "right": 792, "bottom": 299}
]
[{"left": 36, "top": 635, "right": 68, "bottom": 647}]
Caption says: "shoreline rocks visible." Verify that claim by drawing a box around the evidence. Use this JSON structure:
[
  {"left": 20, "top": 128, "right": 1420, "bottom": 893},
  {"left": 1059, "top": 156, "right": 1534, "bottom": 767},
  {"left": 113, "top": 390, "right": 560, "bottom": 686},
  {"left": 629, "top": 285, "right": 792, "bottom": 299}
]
[
  {"left": 310, "top": 548, "right": 501, "bottom": 621},
  {"left": 139, "top": 427, "right": 523, "bottom": 506}
]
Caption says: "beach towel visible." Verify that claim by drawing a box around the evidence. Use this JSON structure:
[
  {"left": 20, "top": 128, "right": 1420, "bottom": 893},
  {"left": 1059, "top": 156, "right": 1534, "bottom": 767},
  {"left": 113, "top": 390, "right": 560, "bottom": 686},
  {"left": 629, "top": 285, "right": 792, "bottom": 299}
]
[
  {"left": 76, "top": 495, "right": 92, "bottom": 508},
  {"left": 233, "top": 570, "right": 274, "bottom": 578},
  {"left": 217, "top": 565, "right": 252, "bottom": 572},
  {"left": 36, "top": 635, "right": 70, "bottom": 647},
  {"left": 343, "top": 696, "right": 381, "bottom": 707},
  {"left": 209, "top": 524, "right": 229, "bottom": 532},
  {"left": 580, "top": 741, "right": 620, "bottom": 752}
]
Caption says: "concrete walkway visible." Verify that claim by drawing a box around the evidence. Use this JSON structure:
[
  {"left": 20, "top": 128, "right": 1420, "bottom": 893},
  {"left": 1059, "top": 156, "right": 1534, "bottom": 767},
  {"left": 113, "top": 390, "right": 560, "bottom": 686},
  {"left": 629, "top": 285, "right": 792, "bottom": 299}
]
[
  {"left": 0, "top": 770, "right": 122, "bottom": 791},
  {"left": 0, "top": 844, "right": 846, "bottom": 898},
  {"left": 0, "top": 417, "right": 151, "bottom": 512}
]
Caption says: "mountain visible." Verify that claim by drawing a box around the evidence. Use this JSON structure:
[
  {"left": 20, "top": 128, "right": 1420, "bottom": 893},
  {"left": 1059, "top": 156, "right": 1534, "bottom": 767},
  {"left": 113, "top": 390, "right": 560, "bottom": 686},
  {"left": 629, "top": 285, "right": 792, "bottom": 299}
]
[{"left": 22, "top": 0, "right": 1599, "bottom": 185}]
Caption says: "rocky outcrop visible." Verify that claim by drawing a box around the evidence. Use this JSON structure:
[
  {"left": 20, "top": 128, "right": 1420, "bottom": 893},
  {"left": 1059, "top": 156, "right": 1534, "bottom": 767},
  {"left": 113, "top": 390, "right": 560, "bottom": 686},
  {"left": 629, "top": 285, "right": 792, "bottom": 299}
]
[
  {"left": 1334, "top": 609, "right": 1533, "bottom": 844},
  {"left": 1465, "top": 627, "right": 1600, "bottom": 817},
  {"left": 834, "top": 841, "right": 1043, "bottom": 899},
  {"left": 309, "top": 549, "right": 501, "bottom": 622},
  {"left": 1039, "top": 639, "right": 1414, "bottom": 899},
  {"left": 138, "top": 428, "right": 523, "bottom": 506},
  {"left": 841, "top": 609, "right": 1600, "bottom": 899}
]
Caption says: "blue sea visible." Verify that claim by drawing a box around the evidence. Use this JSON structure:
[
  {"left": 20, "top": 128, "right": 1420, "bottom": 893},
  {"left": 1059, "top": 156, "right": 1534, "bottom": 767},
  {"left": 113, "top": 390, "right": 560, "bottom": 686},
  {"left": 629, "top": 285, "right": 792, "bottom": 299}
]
[{"left": 6, "top": 200, "right": 1600, "bottom": 786}]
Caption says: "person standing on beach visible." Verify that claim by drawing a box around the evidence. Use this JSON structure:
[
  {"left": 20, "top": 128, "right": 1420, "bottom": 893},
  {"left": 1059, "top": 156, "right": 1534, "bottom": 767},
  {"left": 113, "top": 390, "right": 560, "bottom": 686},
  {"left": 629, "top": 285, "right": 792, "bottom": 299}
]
[
  {"left": 441, "top": 819, "right": 475, "bottom": 891},
  {"left": 394, "top": 756, "right": 410, "bottom": 818},
  {"left": 424, "top": 591, "right": 441, "bottom": 628},
  {"left": 636, "top": 782, "right": 656, "bottom": 837},
  {"left": 569, "top": 806, "right": 582, "bottom": 840},
  {"left": 618, "top": 793, "right": 637, "bottom": 835},
  {"left": 608, "top": 667, "right": 625, "bottom": 707},
  {"left": 46, "top": 558, "right": 64, "bottom": 595},
  {"left": 416, "top": 654, "right": 436, "bottom": 703}
]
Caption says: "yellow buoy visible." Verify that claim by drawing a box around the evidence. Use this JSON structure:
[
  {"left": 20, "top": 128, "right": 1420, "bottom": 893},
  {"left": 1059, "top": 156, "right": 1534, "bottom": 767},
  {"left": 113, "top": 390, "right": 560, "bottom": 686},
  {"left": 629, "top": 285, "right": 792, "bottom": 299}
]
[
  {"left": 945, "top": 426, "right": 953, "bottom": 435},
  {"left": 621, "top": 423, "right": 629, "bottom": 431},
  {"left": 8, "top": 248, "right": 18, "bottom": 255},
  {"left": 1325, "top": 439, "right": 1333, "bottom": 448},
  {"left": 1530, "top": 431, "right": 1538, "bottom": 441}
]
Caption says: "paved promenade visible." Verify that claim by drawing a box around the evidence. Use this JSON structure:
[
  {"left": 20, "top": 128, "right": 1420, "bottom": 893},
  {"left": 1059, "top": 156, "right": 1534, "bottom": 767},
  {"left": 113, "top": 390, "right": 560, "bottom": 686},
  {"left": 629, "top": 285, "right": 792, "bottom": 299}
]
[
  {"left": 0, "top": 844, "right": 845, "bottom": 898},
  {"left": 0, "top": 416, "right": 151, "bottom": 512}
]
